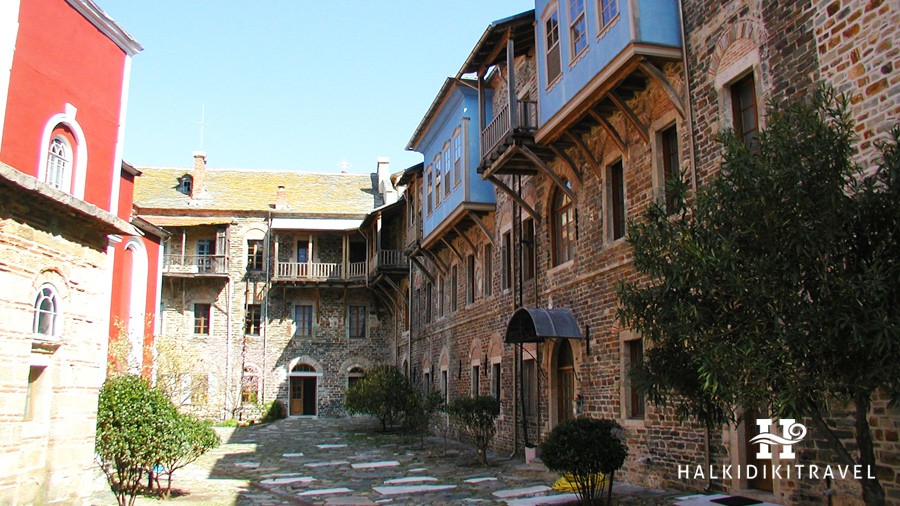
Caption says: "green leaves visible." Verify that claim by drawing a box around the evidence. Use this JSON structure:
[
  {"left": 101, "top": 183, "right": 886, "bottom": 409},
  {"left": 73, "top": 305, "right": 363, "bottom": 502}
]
[
  {"left": 344, "top": 365, "right": 416, "bottom": 431},
  {"left": 446, "top": 396, "right": 501, "bottom": 465}
]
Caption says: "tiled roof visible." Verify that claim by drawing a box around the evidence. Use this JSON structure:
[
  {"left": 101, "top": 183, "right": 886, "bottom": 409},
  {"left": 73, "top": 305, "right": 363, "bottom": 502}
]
[{"left": 134, "top": 167, "right": 381, "bottom": 216}]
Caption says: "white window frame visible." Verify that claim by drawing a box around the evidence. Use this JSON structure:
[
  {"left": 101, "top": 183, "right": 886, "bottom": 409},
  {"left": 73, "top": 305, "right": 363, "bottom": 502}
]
[
  {"left": 32, "top": 284, "right": 60, "bottom": 340},
  {"left": 443, "top": 142, "right": 452, "bottom": 196},
  {"left": 294, "top": 303, "right": 315, "bottom": 337},
  {"left": 37, "top": 104, "right": 88, "bottom": 199},
  {"left": 543, "top": 4, "right": 562, "bottom": 87},
  {"left": 568, "top": 0, "right": 588, "bottom": 60},
  {"left": 597, "top": 0, "right": 619, "bottom": 30},
  {"left": 452, "top": 128, "right": 463, "bottom": 186}
]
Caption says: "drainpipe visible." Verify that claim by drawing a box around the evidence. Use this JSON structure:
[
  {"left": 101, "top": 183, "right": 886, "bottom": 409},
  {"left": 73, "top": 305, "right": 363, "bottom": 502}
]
[
  {"left": 677, "top": 0, "right": 698, "bottom": 193},
  {"left": 263, "top": 211, "right": 272, "bottom": 404}
]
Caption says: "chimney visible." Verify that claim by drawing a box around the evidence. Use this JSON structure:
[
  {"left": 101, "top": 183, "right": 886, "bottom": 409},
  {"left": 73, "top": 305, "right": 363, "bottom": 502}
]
[
  {"left": 376, "top": 157, "right": 398, "bottom": 205},
  {"left": 191, "top": 151, "right": 206, "bottom": 198},
  {"left": 275, "top": 185, "right": 287, "bottom": 210}
]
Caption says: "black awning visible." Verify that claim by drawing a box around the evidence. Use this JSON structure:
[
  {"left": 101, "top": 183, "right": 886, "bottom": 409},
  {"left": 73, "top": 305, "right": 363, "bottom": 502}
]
[{"left": 504, "top": 307, "right": 583, "bottom": 344}]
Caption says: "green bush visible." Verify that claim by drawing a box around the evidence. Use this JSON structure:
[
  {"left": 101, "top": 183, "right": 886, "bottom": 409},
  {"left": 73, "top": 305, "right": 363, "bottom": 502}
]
[
  {"left": 540, "top": 418, "right": 628, "bottom": 505},
  {"left": 153, "top": 414, "right": 220, "bottom": 497},
  {"left": 405, "top": 388, "right": 445, "bottom": 446},
  {"left": 259, "top": 399, "right": 287, "bottom": 423},
  {"left": 344, "top": 365, "right": 415, "bottom": 431},
  {"left": 447, "top": 395, "right": 501, "bottom": 465},
  {"left": 95, "top": 375, "right": 178, "bottom": 506}
]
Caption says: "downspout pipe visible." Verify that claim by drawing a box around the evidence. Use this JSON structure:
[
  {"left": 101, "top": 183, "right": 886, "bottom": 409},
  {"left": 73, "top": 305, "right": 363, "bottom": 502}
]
[{"left": 677, "top": 0, "right": 698, "bottom": 194}]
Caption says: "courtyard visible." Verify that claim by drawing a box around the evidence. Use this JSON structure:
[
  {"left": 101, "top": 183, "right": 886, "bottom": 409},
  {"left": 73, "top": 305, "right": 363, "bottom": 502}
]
[{"left": 91, "top": 416, "right": 681, "bottom": 505}]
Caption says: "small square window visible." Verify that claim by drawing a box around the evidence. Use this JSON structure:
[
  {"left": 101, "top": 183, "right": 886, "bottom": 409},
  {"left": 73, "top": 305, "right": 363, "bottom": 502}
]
[
  {"left": 244, "top": 304, "right": 261, "bottom": 336},
  {"left": 194, "top": 303, "right": 211, "bottom": 335}
]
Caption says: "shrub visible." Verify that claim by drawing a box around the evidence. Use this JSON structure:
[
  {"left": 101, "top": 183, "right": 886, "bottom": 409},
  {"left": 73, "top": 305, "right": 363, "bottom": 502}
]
[
  {"left": 95, "top": 375, "right": 177, "bottom": 506},
  {"left": 344, "top": 365, "right": 414, "bottom": 431},
  {"left": 259, "top": 399, "right": 287, "bottom": 423},
  {"left": 540, "top": 418, "right": 628, "bottom": 505},
  {"left": 447, "top": 395, "right": 501, "bottom": 465},
  {"left": 153, "top": 414, "right": 220, "bottom": 497},
  {"left": 404, "top": 388, "right": 445, "bottom": 446}
]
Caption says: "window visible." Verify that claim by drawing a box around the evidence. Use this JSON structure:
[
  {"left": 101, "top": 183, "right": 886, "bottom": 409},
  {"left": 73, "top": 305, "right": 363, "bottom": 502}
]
[
  {"left": 241, "top": 366, "right": 259, "bottom": 404},
  {"left": 545, "top": 8, "right": 562, "bottom": 83},
  {"left": 295, "top": 304, "right": 313, "bottom": 336},
  {"left": 659, "top": 125, "right": 680, "bottom": 213},
  {"left": 178, "top": 175, "right": 193, "bottom": 195},
  {"left": 193, "top": 303, "right": 211, "bottom": 335},
  {"left": 247, "top": 240, "right": 264, "bottom": 271},
  {"left": 244, "top": 304, "right": 261, "bottom": 336},
  {"left": 23, "top": 366, "right": 45, "bottom": 421},
  {"left": 553, "top": 183, "right": 575, "bottom": 265},
  {"left": 501, "top": 231, "right": 512, "bottom": 290},
  {"left": 523, "top": 358, "right": 537, "bottom": 418},
  {"left": 425, "top": 282, "right": 433, "bottom": 323},
  {"left": 441, "top": 369, "right": 449, "bottom": 403},
  {"left": 197, "top": 239, "right": 214, "bottom": 256},
  {"left": 599, "top": 0, "right": 618, "bottom": 27},
  {"left": 608, "top": 161, "right": 626, "bottom": 241},
  {"left": 568, "top": 0, "right": 587, "bottom": 58},
  {"left": 523, "top": 218, "right": 535, "bottom": 281},
  {"left": 491, "top": 362, "right": 501, "bottom": 400},
  {"left": 438, "top": 275, "right": 445, "bottom": 317},
  {"left": 297, "top": 238, "right": 310, "bottom": 263},
  {"left": 434, "top": 156, "right": 442, "bottom": 206},
  {"left": 483, "top": 244, "right": 493, "bottom": 297},
  {"left": 450, "top": 265, "right": 458, "bottom": 313},
  {"left": 426, "top": 166, "right": 433, "bottom": 214},
  {"left": 190, "top": 374, "right": 208, "bottom": 405},
  {"left": 731, "top": 73, "right": 759, "bottom": 149},
  {"left": 453, "top": 130, "right": 463, "bottom": 184},
  {"left": 46, "top": 136, "right": 71, "bottom": 190},
  {"left": 626, "top": 339, "right": 646, "bottom": 419},
  {"left": 347, "top": 367, "right": 365, "bottom": 390},
  {"left": 424, "top": 371, "right": 431, "bottom": 390},
  {"left": 33, "top": 285, "right": 59, "bottom": 338},
  {"left": 466, "top": 254, "right": 476, "bottom": 304},
  {"left": 348, "top": 305, "right": 367, "bottom": 338},
  {"left": 471, "top": 365, "right": 480, "bottom": 396},
  {"left": 443, "top": 143, "right": 452, "bottom": 195}
]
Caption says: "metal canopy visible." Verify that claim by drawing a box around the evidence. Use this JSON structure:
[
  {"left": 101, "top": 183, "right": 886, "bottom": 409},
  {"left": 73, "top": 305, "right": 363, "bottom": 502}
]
[{"left": 504, "top": 307, "right": 583, "bottom": 344}]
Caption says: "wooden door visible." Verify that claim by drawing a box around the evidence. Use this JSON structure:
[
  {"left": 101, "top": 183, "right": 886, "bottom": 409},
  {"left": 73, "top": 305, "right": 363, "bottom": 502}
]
[
  {"left": 556, "top": 339, "right": 575, "bottom": 424},
  {"left": 289, "top": 377, "right": 303, "bottom": 415},
  {"left": 302, "top": 377, "right": 317, "bottom": 415}
]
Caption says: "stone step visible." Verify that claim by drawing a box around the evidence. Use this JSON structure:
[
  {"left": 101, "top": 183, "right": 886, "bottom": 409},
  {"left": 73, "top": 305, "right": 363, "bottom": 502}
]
[
  {"left": 373, "top": 484, "right": 458, "bottom": 496},
  {"left": 492, "top": 485, "right": 552, "bottom": 499}
]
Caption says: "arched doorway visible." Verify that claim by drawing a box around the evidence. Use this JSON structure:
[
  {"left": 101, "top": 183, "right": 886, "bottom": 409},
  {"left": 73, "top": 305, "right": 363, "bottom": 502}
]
[
  {"left": 288, "top": 363, "right": 318, "bottom": 416},
  {"left": 555, "top": 339, "right": 575, "bottom": 424}
]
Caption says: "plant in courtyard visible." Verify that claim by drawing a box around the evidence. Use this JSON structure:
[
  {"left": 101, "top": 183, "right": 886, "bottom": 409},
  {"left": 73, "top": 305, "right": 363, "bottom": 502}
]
[
  {"left": 446, "top": 395, "right": 501, "bottom": 465},
  {"left": 151, "top": 413, "right": 220, "bottom": 498},
  {"left": 540, "top": 418, "right": 628, "bottom": 506},
  {"left": 344, "top": 364, "right": 415, "bottom": 431},
  {"left": 404, "top": 388, "right": 445, "bottom": 447},
  {"left": 95, "top": 375, "right": 177, "bottom": 506},
  {"left": 617, "top": 86, "right": 900, "bottom": 505},
  {"left": 259, "top": 399, "right": 288, "bottom": 423}
]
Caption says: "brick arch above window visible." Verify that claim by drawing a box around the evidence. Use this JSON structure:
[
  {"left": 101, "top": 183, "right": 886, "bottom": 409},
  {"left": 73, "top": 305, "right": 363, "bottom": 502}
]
[{"left": 707, "top": 19, "right": 766, "bottom": 82}]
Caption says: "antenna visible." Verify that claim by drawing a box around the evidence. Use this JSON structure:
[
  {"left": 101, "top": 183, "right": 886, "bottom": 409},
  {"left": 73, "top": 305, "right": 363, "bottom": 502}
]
[{"left": 195, "top": 105, "right": 209, "bottom": 150}]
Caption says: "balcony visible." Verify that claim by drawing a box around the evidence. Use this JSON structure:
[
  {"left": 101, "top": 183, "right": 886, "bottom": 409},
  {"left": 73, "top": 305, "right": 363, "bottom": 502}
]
[
  {"left": 480, "top": 100, "right": 538, "bottom": 161},
  {"left": 274, "top": 261, "right": 367, "bottom": 282},
  {"left": 368, "top": 249, "right": 407, "bottom": 274},
  {"left": 163, "top": 254, "right": 228, "bottom": 277}
]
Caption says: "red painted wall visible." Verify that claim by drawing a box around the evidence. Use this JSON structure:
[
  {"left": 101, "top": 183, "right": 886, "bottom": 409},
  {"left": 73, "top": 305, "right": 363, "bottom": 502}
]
[{"left": 1, "top": 0, "right": 126, "bottom": 210}]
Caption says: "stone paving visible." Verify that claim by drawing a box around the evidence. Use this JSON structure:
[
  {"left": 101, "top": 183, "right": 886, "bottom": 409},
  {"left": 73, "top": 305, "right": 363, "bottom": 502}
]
[{"left": 90, "top": 416, "right": 684, "bottom": 505}]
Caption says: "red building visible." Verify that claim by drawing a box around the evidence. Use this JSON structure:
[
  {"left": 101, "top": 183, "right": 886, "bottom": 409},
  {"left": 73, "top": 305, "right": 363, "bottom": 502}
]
[{"left": 0, "top": 0, "right": 147, "bottom": 502}]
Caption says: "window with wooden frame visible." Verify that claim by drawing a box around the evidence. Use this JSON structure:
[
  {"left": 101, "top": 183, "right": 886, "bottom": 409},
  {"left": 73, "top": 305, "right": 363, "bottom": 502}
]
[
  {"left": 241, "top": 365, "right": 260, "bottom": 404},
  {"left": 193, "top": 303, "right": 211, "bottom": 335},
  {"left": 660, "top": 125, "right": 680, "bottom": 213},
  {"left": 607, "top": 161, "right": 626, "bottom": 241},
  {"left": 438, "top": 275, "right": 445, "bottom": 317},
  {"left": 466, "top": 254, "right": 476, "bottom": 305},
  {"left": 244, "top": 304, "right": 261, "bottom": 336},
  {"left": 426, "top": 166, "right": 433, "bottom": 215},
  {"left": 434, "top": 155, "right": 442, "bottom": 207},
  {"left": 522, "top": 218, "right": 535, "bottom": 281},
  {"left": 453, "top": 129, "right": 463, "bottom": 185},
  {"left": 348, "top": 305, "right": 367, "bottom": 339},
  {"left": 625, "top": 339, "right": 646, "bottom": 419},
  {"left": 491, "top": 362, "right": 501, "bottom": 400},
  {"left": 552, "top": 182, "right": 575, "bottom": 265},
  {"left": 247, "top": 240, "right": 264, "bottom": 271},
  {"left": 483, "top": 243, "right": 493, "bottom": 297},
  {"left": 295, "top": 304, "right": 313, "bottom": 337},
  {"left": 731, "top": 73, "right": 759, "bottom": 150},
  {"left": 544, "top": 7, "right": 562, "bottom": 84},
  {"left": 523, "top": 358, "right": 537, "bottom": 419},
  {"left": 568, "top": 0, "right": 587, "bottom": 59},
  {"left": 450, "top": 265, "right": 459, "bottom": 312},
  {"left": 599, "top": 0, "right": 618, "bottom": 28},
  {"left": 443, "top": 142, "right": 452, "bottom": 195},
  {"left": 501, "top": 231, "right": 513, "bottom": 290},
  {"left": 471, "top": 365, "right": 480, "bottom": 396}
]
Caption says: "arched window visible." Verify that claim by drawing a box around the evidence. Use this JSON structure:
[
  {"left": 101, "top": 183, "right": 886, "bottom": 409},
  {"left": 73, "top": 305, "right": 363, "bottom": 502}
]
[
  {"left": 33, "top": 285, "right": 59, "bottom": 338},
  {"left": 347, "top": 367, "right": 365, "bottom": 390},
  {"left": 292, "top": 363, "right": 315, "bottom": 373},
  {"left": 46, "top": 137, "right": 71, "bottom": 190},
  {"left": 552, "top": 181, "right": 575, "bottom": 265}
]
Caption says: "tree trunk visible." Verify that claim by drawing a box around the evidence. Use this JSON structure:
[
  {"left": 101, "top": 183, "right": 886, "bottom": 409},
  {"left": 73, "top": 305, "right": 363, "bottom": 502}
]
[{"left": 855, "top": 394, "right": 885, "bottom": 506}]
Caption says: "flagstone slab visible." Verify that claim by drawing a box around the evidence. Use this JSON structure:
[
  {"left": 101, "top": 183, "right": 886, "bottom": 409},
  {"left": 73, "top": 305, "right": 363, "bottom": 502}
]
[
  {"left": 373, "top": 484, "right": 458, "bottom": 495},
  {"left": 464, "top": 477, "right": 498, "bottom": 484},
  {"left": 282, "top": 452, "right": 305, "bottom": 458},
  {"left": 297, "top": 487, "right": 353, "bottom": 496},
  {"left": 260, "top": 476, "right": 316, "bottom": 486},
  {"left": 506, "top": 493, "right": 579, "bottom": 505},
  {"left": 234, "top": 462, "right": 260, "bottom": 469},
  {"left": 408, "top": 467, "right": 428, "bottom": 473},
  {"left": 305, "top": 460, "right": 351, "bottom": 467},
  {"left": 351, "top": 460, "right": 400, "bottom": 469},
  {"left": 384, "top": 476, "right": 439, "bottom": 484},
  {"left": 492, "top": 485, "right": 552, "bottom": 499},
  {"left": 317, "top": 443, "right": 349, "bottom": 449}
]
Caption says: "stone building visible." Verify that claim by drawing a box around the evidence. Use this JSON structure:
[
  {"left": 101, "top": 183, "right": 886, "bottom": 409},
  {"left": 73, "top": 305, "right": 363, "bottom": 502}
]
[
  {"left": 0, "top": 0, "right": 143, "bottom": 503},
  {"left": 398, "top": 1, "right": 899, "bottom": 505},
  {"left": 133, "top": 154, "right": 401, "bottom": 420}
]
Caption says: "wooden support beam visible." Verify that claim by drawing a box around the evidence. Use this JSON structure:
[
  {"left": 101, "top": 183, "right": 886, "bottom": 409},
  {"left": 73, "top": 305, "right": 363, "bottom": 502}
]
[
  {"left": 486, "top": 175, "right": 541, "bottom": 222},
  {"left": 607, "top": 91, "right": 649, "bottom": 143},
  {"left": 381, "top": 275, "right": 407, "bottom": 306},
  {"left": 421, "top": 247, "right": 448, "bottom": 274},
  {"left": 558, "top": 135, "right": 589, "bottom": 185},
  {"left": 517, "top": 145, "right": 578, "bottom": 203},
  {"left": 590, "top": 109, "right": 627, "bottom": 153},
  {"left": 467, "top": 210, "right": 495, "bottom": 246},
  {"left": 452, "top": 225, "right": 477, "bottom": 254},
  {"left": 410, "top": 254, "right": 436, "bottom": 283},
  {"left": 639, "top": 60, "right": 686, "bottom": 119},
  {"left": 370, "top": 284, "right": 397, "bottom": 318},
  {"left": 440, "top": 236, "right": 464, "bottom": 263}
]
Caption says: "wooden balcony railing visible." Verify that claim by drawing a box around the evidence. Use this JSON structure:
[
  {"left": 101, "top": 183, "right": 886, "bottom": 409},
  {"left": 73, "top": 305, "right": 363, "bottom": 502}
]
[
  {"left": 480, "top": 100, "right": 537, "bottom": 159},
  {"left": 275, "top": 261, "right": 368, "bottom": 281},
  {"left": 368, "top": 249, "right": 407, "bottom": 273},
  {"left": 163, "top": 254, "right": 228, "bottom": 275}
]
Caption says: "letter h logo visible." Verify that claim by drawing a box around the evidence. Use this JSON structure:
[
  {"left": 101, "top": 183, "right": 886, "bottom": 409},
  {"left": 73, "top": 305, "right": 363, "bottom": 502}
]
[{"left": 751, "top": 418, "right": 807, "bottom": 460}]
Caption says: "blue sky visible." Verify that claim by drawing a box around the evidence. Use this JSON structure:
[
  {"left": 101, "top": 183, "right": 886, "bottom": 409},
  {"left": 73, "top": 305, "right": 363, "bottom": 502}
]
[{"left": 101, "top": 1, "right": 534, "bottom": 174}]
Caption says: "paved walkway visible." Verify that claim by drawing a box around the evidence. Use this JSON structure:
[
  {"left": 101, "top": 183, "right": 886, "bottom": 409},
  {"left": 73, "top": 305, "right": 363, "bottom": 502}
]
[{"left": 91, "top": 416, "right": 683, "bottom": 505}]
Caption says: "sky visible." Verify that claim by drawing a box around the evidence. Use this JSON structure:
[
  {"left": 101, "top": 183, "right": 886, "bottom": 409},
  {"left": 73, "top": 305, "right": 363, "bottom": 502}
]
[{"left": 99, "top": 1, "right": 535, "bottom": 174}]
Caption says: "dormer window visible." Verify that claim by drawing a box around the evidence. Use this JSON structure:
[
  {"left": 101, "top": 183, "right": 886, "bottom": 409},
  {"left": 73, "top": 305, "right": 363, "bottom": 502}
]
[{"left": 179, "top": 175, "right": 193, "bottom": 195}]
